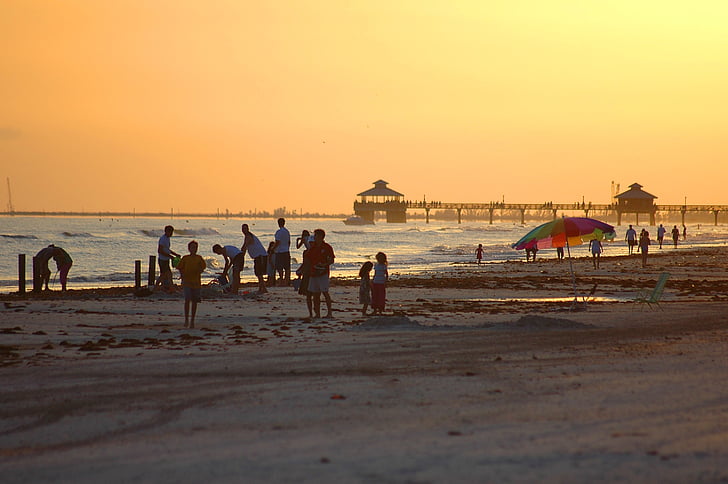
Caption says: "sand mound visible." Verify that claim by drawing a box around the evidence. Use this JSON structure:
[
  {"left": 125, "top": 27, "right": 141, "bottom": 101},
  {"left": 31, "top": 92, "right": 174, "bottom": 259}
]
[
  {"left": 356, "top": 315, "right": 424, "bottom": 330},
  {"left": 492, "top": 314, "right": 595, "bottom": 331}
]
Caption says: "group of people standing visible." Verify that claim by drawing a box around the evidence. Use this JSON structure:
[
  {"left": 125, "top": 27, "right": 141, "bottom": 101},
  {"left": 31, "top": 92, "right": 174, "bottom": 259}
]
[{"left": 157, "top": 219, "right": 390, "bottom": 326}]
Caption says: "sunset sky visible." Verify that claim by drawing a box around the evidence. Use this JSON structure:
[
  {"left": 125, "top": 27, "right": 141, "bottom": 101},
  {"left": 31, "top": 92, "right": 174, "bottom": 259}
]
[{"left": 2, "top": 1, "right": 727, "bottom": 214}]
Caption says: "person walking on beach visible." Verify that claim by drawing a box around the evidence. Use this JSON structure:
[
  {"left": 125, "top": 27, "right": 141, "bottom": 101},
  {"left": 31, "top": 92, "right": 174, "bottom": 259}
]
[
  {"left": 682, "top": 224, "right": 687, "bottom": 240},
  {"left": 307, "top": 228, "right": 335, "bottom": 318},
  {"left": 657, "top": 224, "right": 666, "bottom": 249},
  {"left": 241, "top": 223, "right": 268, "bottom": 294},
  {"left": 556, "top": 246, "right": 564, "bottom": 261},
  {"left": 525, "top": 247, "right": 537, "bottom": 262},
  {"left": 475, "top": 244, "right": 484, "bottom": 264},
  {"left": 34, "top": 245, "right": 56, "bottom": 291},
  {"left": 639, "top": 230, "right": 651, "bottom": 268},
  {"left": 371, "top": 252, "right": 389, "bottom": 315},
  {"left": 156, "top": 225, "right": 180, "bottom": 292},
  {"left": 272, "top": 217, "right": 291, "bottom": 286},
  {"left": 589, "top": 239, "right": 603, "bottom": 269},
  {"left": 52, "top": 246, "right": 73, "bottom": 291},
  {"left": 177, "top": 240, "right": 206, "bottom": 328},
  {"left": 359, "top": 261, "right": 373, "bottom": 316},
  {"left": 212, "top": 244, "right": 244, "bottom": 294},
  {"left": 671, "top": 225, "right": 680, "bottom": 248},
  {"left": 625, "top": 225, "right": 637, "bottom": 255}
]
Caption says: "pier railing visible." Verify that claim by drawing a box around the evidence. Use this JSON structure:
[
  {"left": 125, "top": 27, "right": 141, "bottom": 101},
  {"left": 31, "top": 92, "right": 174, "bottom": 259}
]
[{"left": 403, "top": 201, "right": 728, "bottom": 225}]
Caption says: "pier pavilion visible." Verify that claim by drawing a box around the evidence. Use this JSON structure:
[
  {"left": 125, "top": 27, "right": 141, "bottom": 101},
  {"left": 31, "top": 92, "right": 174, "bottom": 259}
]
[
  {"left": 353, "top": 180, "right": 407, "bottom": 223},
  {"left": 614, "top": 183, "right": 658, "bottom": 225}
]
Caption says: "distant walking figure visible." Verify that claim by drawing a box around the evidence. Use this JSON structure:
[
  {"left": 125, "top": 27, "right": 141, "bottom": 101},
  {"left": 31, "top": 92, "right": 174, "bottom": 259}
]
[
  {"left": 556, "top": 246, "right": 564, "bottom": 261},
  {"left": 475, "top": 244, "right": 484, "bottom": 264},
  {"left": 682, "top": 225, "right": 687, "bottom": 240},
  {"left": 525, "top": 247, "right": 538, "bottom": 262},
  {"left": 589, "top": 239, "right": 603, "bottom": 269},
  {"left": 671, "top": 225, "right": 680, "bottom": 248},
  {"left": 639, "top": 230, "right": 651, "bottom": 267},
  {"left": 625, "top": 225, "right": 637, "bottom": 255},
  {"left": 657, "top": 224, "right": 666, "bottom": 249}
]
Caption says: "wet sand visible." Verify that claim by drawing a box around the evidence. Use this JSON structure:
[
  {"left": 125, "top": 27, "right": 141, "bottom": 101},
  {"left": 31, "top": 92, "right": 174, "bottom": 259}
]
[{"left": 1, "top": 247, "right": 727, "bottom": 483}]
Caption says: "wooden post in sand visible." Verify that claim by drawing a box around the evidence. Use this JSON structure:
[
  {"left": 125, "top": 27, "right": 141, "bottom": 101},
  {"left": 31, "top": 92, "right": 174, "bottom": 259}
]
[
  {"left": 148, "top": 255, "right": 156, "bottom": 286},
  {"left": 135, "top": 260, "right": 142, "bottom": 290},
  {"left": 32, "top": 256, "right": 40, "bottom": 293},
  {"left": 18, "top": 254, "right": 26, "bottom": 294}
]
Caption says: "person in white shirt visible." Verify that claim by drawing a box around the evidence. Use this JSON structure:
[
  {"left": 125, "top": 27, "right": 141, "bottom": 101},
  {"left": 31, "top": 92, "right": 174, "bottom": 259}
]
[
  {"left": 241, "top": 223, "right": 268, "bottom": 294},
  {"left": 272, "top": 217, "right": 291, "bottom": 286}
]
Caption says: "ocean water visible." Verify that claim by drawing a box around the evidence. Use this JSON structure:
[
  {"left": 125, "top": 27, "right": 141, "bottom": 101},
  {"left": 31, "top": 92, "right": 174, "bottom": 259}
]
[{"left": 2, "top": 216, "right": 727, "bottom": 292}]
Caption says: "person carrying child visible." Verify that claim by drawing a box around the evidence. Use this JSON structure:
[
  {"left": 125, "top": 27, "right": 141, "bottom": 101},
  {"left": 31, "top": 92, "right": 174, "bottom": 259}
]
[
  {"left": 371, "top": 252, "right": 389, "bottom": 315},
  {"left": 359, "top": 261, "right": 373, "bottom": 316},
  {"left": 177, "top": 240, "right": 207, "bottom": 328}
]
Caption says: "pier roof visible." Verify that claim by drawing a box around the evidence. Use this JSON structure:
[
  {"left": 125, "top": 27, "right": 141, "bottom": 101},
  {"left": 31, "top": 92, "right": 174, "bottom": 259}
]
[
  {"left": 357, "top": 180, "right": 404, "bottom": 197},
  {"left": 615, "top": 183, "right": 657, "bottom": 200}
]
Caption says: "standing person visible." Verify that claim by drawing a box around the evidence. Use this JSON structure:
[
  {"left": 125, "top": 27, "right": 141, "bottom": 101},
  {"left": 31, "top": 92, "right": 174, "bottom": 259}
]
[
  {"left": 34, "top": 245, "right": 56, "bottom": 291},
  {"left": 156, "top": 225, "right": 180, "bottom": 291},
  {"left": 296, "top": 229, "right": 312, "bottom": 250},
  {"left": 51, "top": 246, "right": 73, "bottom": 291},
  {"left": 589, "top": 239, "right": 603, "bottom": 269},
  {"left": 475, "top": 244, "right": 484, "bottom": 264},
  {"left": 211, "top": 244, "right": 244, "bottom": 293},
  {"left": 639, "top": 230, "right": 651, "bottom": 267},
  {"left": 177, "top": 240, "right": 206, "bottom": 328},
  {"left": 625, "top": 225, "right": 637, "bottom": 255},
  {"left": 682, "top": 224, "right": 687, "bottom": 240},
  {"left": 556, "top": 246, "right": 565, "bottom": 261},
  {"left": 272, "top": 217, "right": 291, "bottom": 286},
  {"left": 266, "top": 241, "right": 277, "bottom": 286},
  {"left": 241, "top": 223, "right": 268, "bottom": 294},
  {"left": 671, "top": 225, "right": 680, "bottom": 248},
  {"left": 657, "top": 224, "right": 666, "bottom": 249},
  {"left": 307, "top": 228, "right": 335, "bottom": 318},
  {"left": 371, "top": 252, "right": 389, "bottom": 315},
  {"left": 359, "top": 261, "right": 373, "bottom": 316}
]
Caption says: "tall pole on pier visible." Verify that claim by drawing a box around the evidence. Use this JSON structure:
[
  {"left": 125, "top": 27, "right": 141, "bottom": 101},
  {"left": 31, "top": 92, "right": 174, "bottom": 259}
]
[{"left": 6, "top": 177, "right": 14, "bottom": 213}]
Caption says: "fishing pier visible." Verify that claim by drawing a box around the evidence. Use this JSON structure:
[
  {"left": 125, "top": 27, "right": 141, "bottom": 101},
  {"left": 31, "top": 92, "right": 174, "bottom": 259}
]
[{"left": 354, "top": 181, "right": 728, "bottom": 225}]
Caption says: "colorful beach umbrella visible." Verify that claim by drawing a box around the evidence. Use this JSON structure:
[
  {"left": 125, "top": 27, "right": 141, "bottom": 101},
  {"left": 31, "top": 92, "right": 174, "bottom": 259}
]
[
  {"left": 512, "top": 217, "right": 616, "bottom": 251},
  {"left": 512, "top": 217, "right": 616, "bottom": 309}
]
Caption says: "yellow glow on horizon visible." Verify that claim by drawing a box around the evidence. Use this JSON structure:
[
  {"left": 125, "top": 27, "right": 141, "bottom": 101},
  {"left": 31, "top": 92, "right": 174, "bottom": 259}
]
[{"left": 2, "top": 1, "right": 728, "bottom": 213}]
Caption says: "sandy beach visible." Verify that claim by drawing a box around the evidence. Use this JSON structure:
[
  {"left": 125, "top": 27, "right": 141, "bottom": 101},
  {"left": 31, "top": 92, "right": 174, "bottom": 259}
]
[{"left": 2, "top": 247, "right": 727, "bottom": 483}]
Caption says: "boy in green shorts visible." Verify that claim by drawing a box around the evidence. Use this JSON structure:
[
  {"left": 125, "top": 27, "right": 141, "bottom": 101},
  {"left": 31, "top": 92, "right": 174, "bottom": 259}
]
[{"left": 177, "top": 240, "right": 206, "bottom": 328}]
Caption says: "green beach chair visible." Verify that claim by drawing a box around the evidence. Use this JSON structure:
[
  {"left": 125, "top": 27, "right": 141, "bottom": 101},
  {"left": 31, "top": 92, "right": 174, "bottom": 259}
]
[{"left": 634, "top": 272, "right": 669, "bottom": 311}]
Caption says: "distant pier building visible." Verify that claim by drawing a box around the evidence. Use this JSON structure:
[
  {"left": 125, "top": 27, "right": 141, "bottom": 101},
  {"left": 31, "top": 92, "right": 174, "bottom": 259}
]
[
  {"left": 354, "top": 180, "right": 407, "bottom": 223},
  {"left": 614, "top": 183, "right": 657, "bottom": 225}
]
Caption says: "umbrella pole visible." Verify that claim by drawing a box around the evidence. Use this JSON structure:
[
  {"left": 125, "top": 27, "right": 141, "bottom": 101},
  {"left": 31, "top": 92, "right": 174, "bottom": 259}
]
[{"left": 566, "top": 239, "right": 580, "bottom": 310}]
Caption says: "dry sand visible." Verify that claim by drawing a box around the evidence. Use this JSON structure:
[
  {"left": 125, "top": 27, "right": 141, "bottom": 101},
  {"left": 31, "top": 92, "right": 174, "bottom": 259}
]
[{"left": 1, "top": 248, "right": 727, "bottom": 483}]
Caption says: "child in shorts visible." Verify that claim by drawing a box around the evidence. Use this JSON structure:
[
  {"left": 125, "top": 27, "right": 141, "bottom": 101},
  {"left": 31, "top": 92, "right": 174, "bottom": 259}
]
[{"left": 177, "top": 240, "right": 207, "bottom": 328}]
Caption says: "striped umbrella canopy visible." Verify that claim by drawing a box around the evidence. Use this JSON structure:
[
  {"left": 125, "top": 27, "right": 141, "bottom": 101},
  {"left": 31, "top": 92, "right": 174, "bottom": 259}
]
[{"left": 512, "top": 217, "right": 616, "bottom": 251}]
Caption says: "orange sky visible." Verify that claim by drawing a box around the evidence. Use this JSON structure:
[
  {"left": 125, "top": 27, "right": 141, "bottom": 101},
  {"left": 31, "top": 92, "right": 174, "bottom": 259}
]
[{"left": 2, "top": 1, "right": 727, "bottom": 214}]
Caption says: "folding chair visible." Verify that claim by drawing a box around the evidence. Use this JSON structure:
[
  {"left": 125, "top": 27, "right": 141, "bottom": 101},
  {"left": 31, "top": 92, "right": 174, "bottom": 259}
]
[{"left": 634, "top": 272, "right": 669, "bottom": 311}]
